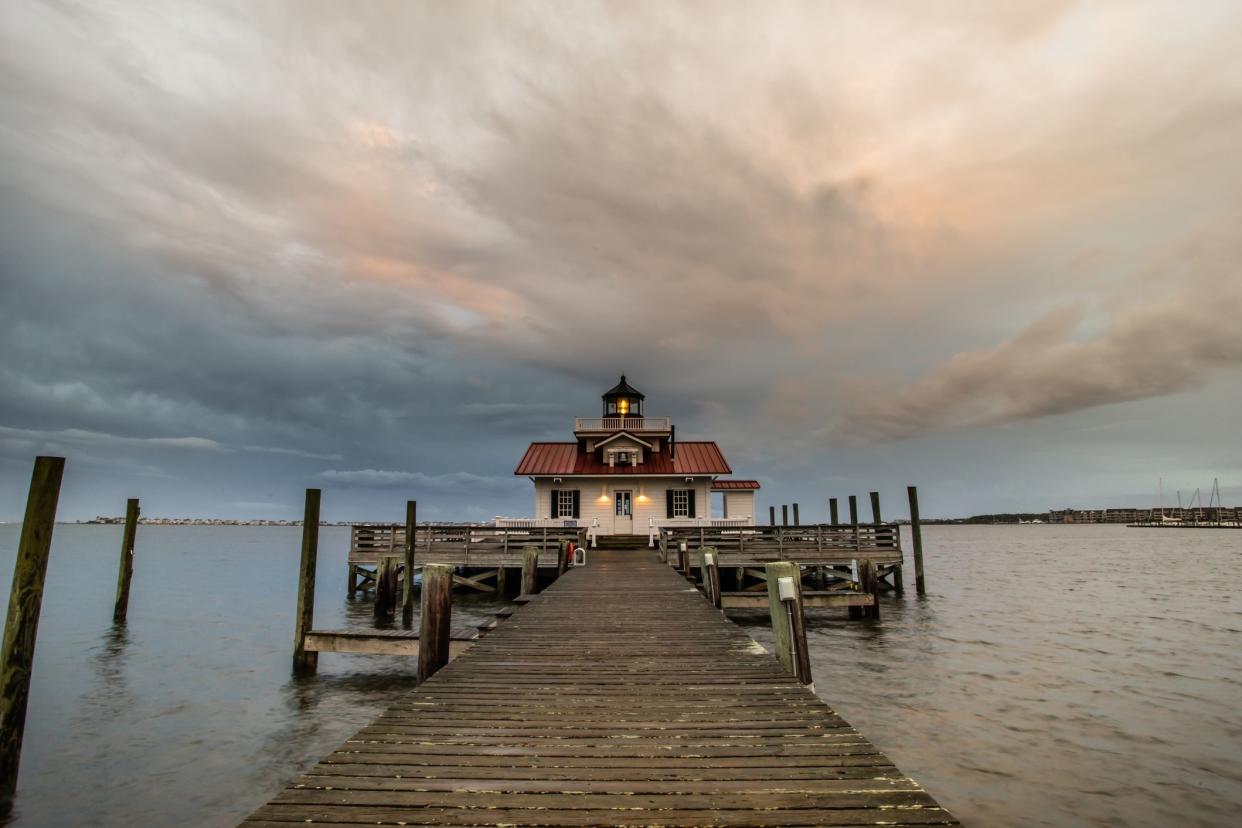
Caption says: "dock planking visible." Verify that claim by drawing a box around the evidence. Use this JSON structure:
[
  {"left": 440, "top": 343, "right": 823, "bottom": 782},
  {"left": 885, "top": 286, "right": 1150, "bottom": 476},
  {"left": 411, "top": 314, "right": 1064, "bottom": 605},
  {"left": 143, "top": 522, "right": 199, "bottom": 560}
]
[{"left": 243, "top": 549, "right": 956, "bottom": 827}]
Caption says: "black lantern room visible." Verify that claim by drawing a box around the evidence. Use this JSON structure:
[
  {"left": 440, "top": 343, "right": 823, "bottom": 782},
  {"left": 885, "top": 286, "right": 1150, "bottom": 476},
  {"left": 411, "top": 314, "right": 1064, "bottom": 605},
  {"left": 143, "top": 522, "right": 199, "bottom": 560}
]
[{"left": 602, "top": 375, "right": 644, "bottom": 418}]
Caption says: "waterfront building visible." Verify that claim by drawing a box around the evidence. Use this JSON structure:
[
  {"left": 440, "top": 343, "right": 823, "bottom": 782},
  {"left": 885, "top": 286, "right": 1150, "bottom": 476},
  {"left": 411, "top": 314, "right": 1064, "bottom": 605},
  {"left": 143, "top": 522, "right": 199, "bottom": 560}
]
[{"left": 512, "top": 376, "right": 759, "bottom": 538}]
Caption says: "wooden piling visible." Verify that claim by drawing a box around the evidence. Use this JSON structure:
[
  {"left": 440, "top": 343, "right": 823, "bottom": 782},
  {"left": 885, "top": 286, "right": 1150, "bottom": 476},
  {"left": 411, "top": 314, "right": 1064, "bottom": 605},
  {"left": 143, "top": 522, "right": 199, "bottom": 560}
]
[
  {"left": 848, "top": 495, "right": 859, "bottom": 526},
  {"left": 0, "top": 456, "right": 64, "bottom": 801},
  {"left": 374, "top": 556, "right": 398, "bottom": 619},
  {"left": 557, "top": 540, "right": 570, "bottom": 576},
  {"left": 792, "top": 502, "right": 800, "bottom": 526},
  {"left": 521, "top": 545, "right": 539, "bottom": 596},
  {"left": 416, "top": 563, "right": 452, "bottom": 683},
  {"left": 112, "top": 497, "right": 139, "bottom": 623},
  {"left": 495, "top": 565, "right": 508, "bottom": 598},
  {"left": 908, "top": 485, "right": 927, "bottom": 596},
  {"left": 859, "top": 558, "right": 880, "bottom": 620},
  {"left": 401, "top": 501, "right": 416, "bottom": 624},
  {"left": 829, "top": 497, "right": 839, "bottom": 526},
  {"left": 768, "top": 505, "right": 776, "bottom": 526},
  {"left": 679, "top": 541, "right": 692, "bottom": 578},
  {"left": 870, "top": 491, "right": 881, "bottom": 524},
  {"left": 699, "top": 547, "right": 721, "bottom": 609},
  {"left": 291, "top": 489, "right": 320, "bottom": 674},
  {"left": 764, "top": 561, "right": 812, "bottom": 685},
  {"left": 781, "top": 504, "right": 789, "bottom": 526}
]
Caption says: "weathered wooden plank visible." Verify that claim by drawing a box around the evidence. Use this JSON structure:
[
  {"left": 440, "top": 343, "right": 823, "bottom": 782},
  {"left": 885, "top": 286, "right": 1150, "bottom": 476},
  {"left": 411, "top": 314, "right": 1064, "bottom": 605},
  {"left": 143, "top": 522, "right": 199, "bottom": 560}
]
[{"left": 243, "top": 548, "right": 955, "bottom": 827}]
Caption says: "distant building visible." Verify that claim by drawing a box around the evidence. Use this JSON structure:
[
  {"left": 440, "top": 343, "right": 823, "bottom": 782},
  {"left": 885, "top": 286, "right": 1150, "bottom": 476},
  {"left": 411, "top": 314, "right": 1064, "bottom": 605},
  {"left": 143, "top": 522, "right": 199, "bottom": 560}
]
[{"left": 513, "top": 376, "right": 758, "bottom": 537}]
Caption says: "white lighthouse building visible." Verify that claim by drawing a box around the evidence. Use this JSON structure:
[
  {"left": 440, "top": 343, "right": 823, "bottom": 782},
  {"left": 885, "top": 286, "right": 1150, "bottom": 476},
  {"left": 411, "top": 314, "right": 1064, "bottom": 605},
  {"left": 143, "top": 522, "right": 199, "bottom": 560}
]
[{"left": 514, "top": 376, "right": 759, "bottom": 539}]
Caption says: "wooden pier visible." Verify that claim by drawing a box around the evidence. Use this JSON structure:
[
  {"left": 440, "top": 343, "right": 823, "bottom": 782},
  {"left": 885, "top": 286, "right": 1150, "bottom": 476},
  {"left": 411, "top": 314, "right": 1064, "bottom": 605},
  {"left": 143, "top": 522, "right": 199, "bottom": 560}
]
[{"left": 244, "top": 549, "right": 955, "bottom": 827}]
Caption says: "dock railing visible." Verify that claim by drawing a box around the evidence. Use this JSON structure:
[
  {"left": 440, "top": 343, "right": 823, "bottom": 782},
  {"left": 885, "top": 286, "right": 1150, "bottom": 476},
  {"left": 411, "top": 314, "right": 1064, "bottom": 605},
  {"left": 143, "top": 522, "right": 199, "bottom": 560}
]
[
  {"left": 658, "top": 522, "right": 902, "bottom": 567},
  {"left": 647, "top": 515, "right": 752, "bottom": 546},
  {"left": 350, "top": 523, "right": 585, "bottom": 569}
]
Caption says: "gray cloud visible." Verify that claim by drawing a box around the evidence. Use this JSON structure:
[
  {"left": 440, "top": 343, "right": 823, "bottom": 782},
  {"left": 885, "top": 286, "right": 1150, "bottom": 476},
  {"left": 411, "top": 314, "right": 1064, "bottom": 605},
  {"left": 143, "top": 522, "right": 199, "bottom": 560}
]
[
  {"left": 2, "top": 1, "right": 1242, "bottom": 519},
  {"left": 318, "top": 469, "right": 525, "bottom": 495},
  {"left": 834, "top": 260, "right": 1242, "bottom": 441}
]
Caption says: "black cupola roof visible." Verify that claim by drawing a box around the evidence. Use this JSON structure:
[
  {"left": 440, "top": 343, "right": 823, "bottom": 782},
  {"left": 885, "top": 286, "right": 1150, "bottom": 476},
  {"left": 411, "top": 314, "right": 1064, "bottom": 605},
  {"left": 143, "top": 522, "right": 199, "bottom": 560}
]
[{"left": 603, "top": 375, "right": 644, "bottom": 400}]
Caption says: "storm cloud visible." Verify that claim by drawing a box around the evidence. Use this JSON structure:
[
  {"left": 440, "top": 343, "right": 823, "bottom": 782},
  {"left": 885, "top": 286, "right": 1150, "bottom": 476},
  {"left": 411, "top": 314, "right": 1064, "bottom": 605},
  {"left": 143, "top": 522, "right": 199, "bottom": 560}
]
[{"left": 2, "top": 1, "right": 1241, "bottom": 519}]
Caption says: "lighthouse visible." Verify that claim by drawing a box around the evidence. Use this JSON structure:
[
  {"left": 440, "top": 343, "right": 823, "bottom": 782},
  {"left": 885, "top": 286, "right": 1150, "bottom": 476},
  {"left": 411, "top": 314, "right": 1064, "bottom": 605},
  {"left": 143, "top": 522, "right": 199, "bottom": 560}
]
[{"left": 514, "top": 376, "right": 759, "bottom": 538}]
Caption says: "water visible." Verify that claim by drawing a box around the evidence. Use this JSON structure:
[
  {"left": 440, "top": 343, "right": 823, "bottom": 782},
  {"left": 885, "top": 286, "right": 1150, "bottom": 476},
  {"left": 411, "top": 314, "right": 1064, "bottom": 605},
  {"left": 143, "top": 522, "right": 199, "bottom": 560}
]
[
  {"left": 740, "top": 525, "right": 1242, "bottom": 826},
  {"left": 0, "top": 524, "right": 1239, "bottom": 826}
]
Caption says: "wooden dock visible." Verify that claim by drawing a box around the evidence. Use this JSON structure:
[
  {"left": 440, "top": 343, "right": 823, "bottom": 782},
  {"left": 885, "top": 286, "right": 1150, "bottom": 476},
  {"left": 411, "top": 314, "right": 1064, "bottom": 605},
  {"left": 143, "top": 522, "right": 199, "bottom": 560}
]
[{"left": 244, "top": 549, "right": 956, "bottom": 827}]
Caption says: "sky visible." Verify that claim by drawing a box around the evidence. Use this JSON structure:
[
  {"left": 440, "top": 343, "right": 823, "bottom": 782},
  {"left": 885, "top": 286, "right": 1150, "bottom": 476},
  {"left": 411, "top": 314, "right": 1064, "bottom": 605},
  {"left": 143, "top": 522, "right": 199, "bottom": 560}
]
[{"left": 2, "top": 0, "right": 1241, "bottom": 522}]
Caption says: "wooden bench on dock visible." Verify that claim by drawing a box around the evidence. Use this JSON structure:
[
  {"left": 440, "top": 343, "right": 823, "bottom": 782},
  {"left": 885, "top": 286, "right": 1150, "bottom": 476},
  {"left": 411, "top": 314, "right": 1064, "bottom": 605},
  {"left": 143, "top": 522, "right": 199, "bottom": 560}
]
[
  {"left": 349, "top": 524, "right": 586, "bottom": 595},
  {"left": 244, "top": 548, "right": 957, "bottom": 827}
]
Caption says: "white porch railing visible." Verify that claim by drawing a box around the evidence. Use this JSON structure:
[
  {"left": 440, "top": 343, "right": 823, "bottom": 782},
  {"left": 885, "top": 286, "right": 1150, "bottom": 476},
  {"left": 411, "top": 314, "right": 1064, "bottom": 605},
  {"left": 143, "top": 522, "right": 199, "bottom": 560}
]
[
  {"left": 574, "top": 416, "right": 671, "bottom": 432},
  {"left": 647, "top": 516, "right": 752, "bottom": 546},
  {"left": 494, "top": 516, "right": 600, "bottom": 546}
]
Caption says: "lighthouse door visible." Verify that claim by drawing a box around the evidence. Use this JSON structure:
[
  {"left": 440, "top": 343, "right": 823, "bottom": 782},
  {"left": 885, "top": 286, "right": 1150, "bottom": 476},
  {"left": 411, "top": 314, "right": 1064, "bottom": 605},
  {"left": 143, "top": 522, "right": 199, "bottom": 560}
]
[{"left": 613, "top": 490, "right": 633, "bottom": 534}]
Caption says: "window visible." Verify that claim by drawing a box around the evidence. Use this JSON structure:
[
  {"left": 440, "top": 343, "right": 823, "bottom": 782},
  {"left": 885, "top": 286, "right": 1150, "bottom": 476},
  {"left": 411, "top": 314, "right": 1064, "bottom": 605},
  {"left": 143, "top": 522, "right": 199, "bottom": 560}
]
[
  {"left": 673, "top": 489, "right": 690, "bottom": 517},
  {"left": 557, "top": 489, "right": 576, "bottom": 518}
]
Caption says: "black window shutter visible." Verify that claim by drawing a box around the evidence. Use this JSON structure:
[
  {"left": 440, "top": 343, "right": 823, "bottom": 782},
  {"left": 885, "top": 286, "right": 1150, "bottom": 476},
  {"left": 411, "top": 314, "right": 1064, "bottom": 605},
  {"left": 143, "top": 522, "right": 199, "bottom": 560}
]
[
  {"left": 549, "top": 489, "right": 559, "bottom": 519},
  {"left": 571, "top": 490, "right": 580, "bottom": 519},
  {"left": 688, "top": 488, "right": 697, "bottom": 518},
  {"left": 666, "top": 489, "right": 674, "bottom": 519}
]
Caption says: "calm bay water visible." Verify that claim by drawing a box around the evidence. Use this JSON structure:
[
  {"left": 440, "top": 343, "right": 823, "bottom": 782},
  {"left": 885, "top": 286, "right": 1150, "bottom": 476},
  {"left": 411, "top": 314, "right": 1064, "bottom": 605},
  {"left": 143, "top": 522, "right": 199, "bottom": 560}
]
[{"left": 0, "top": 523, "right": 1238, "bottom": 826}]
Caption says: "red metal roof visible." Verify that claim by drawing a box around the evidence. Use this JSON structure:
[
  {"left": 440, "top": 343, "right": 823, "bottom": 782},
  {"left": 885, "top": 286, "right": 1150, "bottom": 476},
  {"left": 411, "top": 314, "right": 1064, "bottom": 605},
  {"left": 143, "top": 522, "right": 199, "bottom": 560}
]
[
  {"left": 515, "top": 441, "right": 732, "bottom": 476},
  {"left": 712, "top": 479, "right": 761, "bottom": 491}
]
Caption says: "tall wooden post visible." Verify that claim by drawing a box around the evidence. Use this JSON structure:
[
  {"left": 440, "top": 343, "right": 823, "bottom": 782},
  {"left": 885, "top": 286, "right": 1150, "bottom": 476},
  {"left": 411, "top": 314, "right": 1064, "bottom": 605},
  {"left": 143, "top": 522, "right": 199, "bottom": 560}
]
[
  {"left": 769, "top": 506, "right": 776, "bottom": 526},
  {"left": 764, "top": 561, "right": 812, "bottom": 685},
  {"left": 781, "top": 504, "right": 789, "bottom": 527},
  {"left": 869, "top": 491, "right": 881, "bottom": 524},
  {"left": 521, "top": 546, "right": 539, "bottom": 595},
  {"left": 417, "top": 564, "right": 452, "bottom": 683},
  {"left": 908, "top": 486, "right": 926, "bottom": 596},
  {"left": 402, "top": 501, "right": 417, "bottom": 624},
  {"left": 792, "top": 503, "right": 800, "bottom": 526},
  {"left": 292, "top": 488, "right": 320, "bottom": 674},
  {"left": 112, "top": 498, "right": 140, "bottom": 623},
  {"left": 0, "top": 456, "right": 64, "bottom": 801},
  {"left": 848, "top": 495, "right": 858, "bottom": 527},
  {"left": 557, "top": 540, "right": 570, "bottom": 576},
  {"left": 829, "top": 498, "right": 839, "bottom": 526}
]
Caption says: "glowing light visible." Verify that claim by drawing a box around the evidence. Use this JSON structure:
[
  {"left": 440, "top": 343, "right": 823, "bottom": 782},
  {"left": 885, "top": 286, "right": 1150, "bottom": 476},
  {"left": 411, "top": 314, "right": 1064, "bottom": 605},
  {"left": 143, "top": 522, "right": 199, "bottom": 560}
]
[{"left": 618, "top": 398, "right": 629, "bottom": 414}]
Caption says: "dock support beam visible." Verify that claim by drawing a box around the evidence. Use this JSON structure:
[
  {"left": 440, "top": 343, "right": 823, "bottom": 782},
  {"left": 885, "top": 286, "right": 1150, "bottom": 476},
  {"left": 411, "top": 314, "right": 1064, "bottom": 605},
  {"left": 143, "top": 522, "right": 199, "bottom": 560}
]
[
  {"left": 859, "top": 558, "right": 880, "bottom": 620},
  {"left": 402, "top": 501, "right": 417, "bottom": 624},
  {"left": 829, "top": 497, "right": 839, "bottom": 526},
  {"left": 417, "top": 564, "right": 452, "bottom": 683},
  {"left": 0, "top": 456, "right": 64, "bottom": 803},
  {"left": 765, "top": 561, "right": 812, "bottom": 685},
  {"left": 292, "top": 488, "right": 320, "bottom": 674},
  {"left": 521, "top": 546, "right": 539, "bottom": 595},
  {"left": 374, "top": 557, "right": 398, "bottom": 619},
  {"left": 908, "top": 486, "right": 926, "bottom": 596},
  {"left": 112, "top": 497, "right": 140, "bottom": 623}
]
